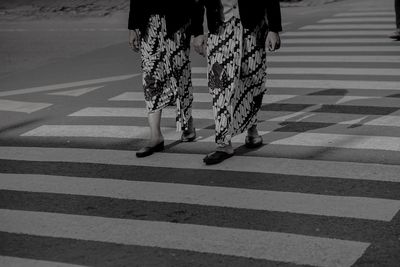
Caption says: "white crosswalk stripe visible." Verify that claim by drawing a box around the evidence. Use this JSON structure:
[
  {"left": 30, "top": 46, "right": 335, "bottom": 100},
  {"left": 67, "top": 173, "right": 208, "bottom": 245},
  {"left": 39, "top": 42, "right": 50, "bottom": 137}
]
[
  {"left": 2, "top": 4, "right": 400, "bottom": 266},
  {"left": 0, "top": 209, "right": 369, "bottom": 267}
]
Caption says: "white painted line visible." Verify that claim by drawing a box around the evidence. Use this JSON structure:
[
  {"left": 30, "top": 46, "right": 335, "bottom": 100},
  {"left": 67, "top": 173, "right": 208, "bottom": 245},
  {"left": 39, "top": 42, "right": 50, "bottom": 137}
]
[
  {"left": 269, "top": 67, "right": 400, "bottom": 76},
  {"left": 283, "top": 30, "right": 391, "bottom": 36},
  {"left": 272, "top": 132, "right": 400, "bottom": 152},
  {"left": 279, "top": 46, "right": 400, "bottom": 52},
  {"left": 48, "top": 86, "right": 104, "bottom": 97},
  {"left": 0, "top": 209, "right": 369, "bottom": 267},
  {"left": 1, "top": 146, "right": 400, "bottom": 183},
  {"left": 349, "top": 8, "right": 393, "bottom": 12},
  {"left": 2, "top": 173, "right": 399, "bottom": 221},
  {"left": 283, "top": 38, "right": 391, "bottom": 44},
  {"left": 69, "top": 107, "right": 214, "bottom": 120},
  {"left": 319, "top": 18, "right": 395, "bottom": 23},
  {"left": 0, "top": 256, "right": 86, "bottom": 267},
  {"left": 0, "top": 99, "right": 52, "bottom": 113},
  {"left": 108, "top": 92, "right": 296, "bottom": 104},
  {"left": 334, "top": 12, "right": 395, "bottom": 17},
  {"left": 22, "top": 124, "right": 400, "bottom": 152},
  {"left": 109, "top": 92, "right": 210, "bottom": 102},
  {"left": 21, "top": 125, "right": 181, "bottom": 140},
  {"left": 301, "top": 24, "right": 394, "bottom": 30},
  {"left": 267, "top": 79, "right": 400, "bottom": 90},
  {"left": 0, "top": 74, "right": 140, "bottom": 97},
  {"left": 195, "top": 77, "right": 400, "bottom": 89},
  {"left": 268, "top": 55, "right": 400, "bottom": 63}
]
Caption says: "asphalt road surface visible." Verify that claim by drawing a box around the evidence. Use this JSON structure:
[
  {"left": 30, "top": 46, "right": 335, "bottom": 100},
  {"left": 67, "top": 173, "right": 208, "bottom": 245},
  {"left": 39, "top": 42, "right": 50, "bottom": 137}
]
[{"left": 1, "top": 0, "right": 400, "bottom": 266}]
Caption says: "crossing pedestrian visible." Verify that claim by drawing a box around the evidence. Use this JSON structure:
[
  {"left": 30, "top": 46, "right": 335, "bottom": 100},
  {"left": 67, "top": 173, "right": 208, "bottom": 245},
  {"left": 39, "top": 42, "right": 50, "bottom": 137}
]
[
  {"left": 192, "top": 0, "right": 282, "bottom": 165},
  {"left": 128, "top": 1, "right": 197, "bottom": 158},
  {"left": 389, "top": 0, "right": 400, "bottom": 39}
]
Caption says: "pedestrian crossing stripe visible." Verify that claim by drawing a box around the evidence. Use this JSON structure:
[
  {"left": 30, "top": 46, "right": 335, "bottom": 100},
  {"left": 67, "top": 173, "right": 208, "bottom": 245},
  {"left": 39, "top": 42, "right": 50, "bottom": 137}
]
[
  {"left": 193, "top": 67, "right": 400, "bottom": 75},
  {"left": 267, "top": 55, "right": 400, "bottom": 63},
  {"left": 1, "top": 146, "right": 399, "bottom": 183},
  {"left": 1, "top": 173, "right": 399, "bottom": 221},
  {"left": 0, "top": 74, "right": 139, "bottom": 97},
  {"left": 300, "top": 24, "right": 394, "bottom": 30},
  {"left": 318, "top": 18, "right": 395, "bottom": 23},
  {"left": 68, "top": 106, "right": 400, "bottom": 124},
  {"left": 0, "top": 99, "right": 52, "bottom": 113},
  {"left": 277, "top": 46, "right": 400, "bottom": 52},
  {"left": 0, "top": 209, "right": 369, "bottom": 267},
  {"left": 283, "top": 30, "right": 392, "bottom": 36},
  {"left": 19, "top": 125, "right": 400, "bottom": 152},
  {"left": 192, "top": 78, "right": 400, "bottom": 89},
  {"left": 110, "top": 92, "right": 391, "bottom": 105},
  {"left": 0, "top": 256, "right": 86, "bottom": 267},
  {"left": 334, "top": 12, "right": 395, "bottom": 17},
  {"left": 283, "top": 38, "right": 392, "bottom": 43}
]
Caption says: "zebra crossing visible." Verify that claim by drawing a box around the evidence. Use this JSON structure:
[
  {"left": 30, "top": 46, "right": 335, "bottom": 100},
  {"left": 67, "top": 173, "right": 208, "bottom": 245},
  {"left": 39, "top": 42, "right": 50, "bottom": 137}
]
[{"left": 1, "top": 3, "right": 400, "bottom": 266}]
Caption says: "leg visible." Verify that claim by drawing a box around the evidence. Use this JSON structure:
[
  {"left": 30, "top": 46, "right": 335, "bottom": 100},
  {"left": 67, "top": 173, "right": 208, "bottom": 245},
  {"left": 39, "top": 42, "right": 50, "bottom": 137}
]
[
  {"left": 203, "top": 18, "right": 242, "bottom": 164},
  {"left": 136, "top": 15, "right": 168, "bottom": 157},
  {"left": 148, "top": 110, "right": 163, "bottom": 146},
  {"left": 235, "top": 25, "right": 267, "bottom": 148},
  {"left": 167, "top": 27, "right": 196, "bottom": 140}
]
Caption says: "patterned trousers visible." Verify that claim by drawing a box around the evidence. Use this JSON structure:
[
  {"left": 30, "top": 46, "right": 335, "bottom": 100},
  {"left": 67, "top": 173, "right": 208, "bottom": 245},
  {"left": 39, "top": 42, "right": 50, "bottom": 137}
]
[
  {"left": 207, "top": 17, "right": 268, "bottom": 146},
  {"left": 140, "top": 15, "right": 193, "bottom": 131}
]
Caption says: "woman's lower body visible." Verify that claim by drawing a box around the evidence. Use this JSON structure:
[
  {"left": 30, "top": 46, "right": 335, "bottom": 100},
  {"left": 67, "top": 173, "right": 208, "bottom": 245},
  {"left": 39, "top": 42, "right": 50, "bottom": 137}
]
[
  {"left": 136, "top": 14, "right": 195, "bottom": 157},
  {"left": 204, "top": 17, "right": 267, "bottom": 164}
]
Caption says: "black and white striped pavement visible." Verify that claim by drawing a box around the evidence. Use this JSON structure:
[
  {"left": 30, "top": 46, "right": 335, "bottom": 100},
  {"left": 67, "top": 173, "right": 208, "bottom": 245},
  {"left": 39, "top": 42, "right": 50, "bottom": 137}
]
[{"left": 1, "top": 0, "right": 400, "bottom": 266}]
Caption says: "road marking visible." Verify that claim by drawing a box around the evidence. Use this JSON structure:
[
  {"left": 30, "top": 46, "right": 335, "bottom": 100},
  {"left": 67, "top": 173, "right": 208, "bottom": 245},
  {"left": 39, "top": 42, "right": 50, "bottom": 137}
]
[
  {"left": 283, "top": 30, "right": 391, "bottom": 36},
  {"left": 1, "top": 146, "right": 400, "bottom": 183},
  {"left": 69, "top": 107, "right": 214, "bottom": 119},
  {"left": 108, "top": 92, "right": 295, "bottom": 104},
  {"left": 0, "top": 209, "right": 369, "bottom": 267},
  {"left": 0, "top": 99, "right": 52, "bottom": 113},
  {"left": 301, "top": 24, "right": 394, "bottom": 30},
  {"left": 48, "top": 86, "right": 104, "bottom": 97},
  {"left": 266, "top": 79, "right": 400, "bottom": 90},
  {"left": 283, "top": 38, "right": 391, "bottom": 44},
  {"left": 193, "top": 78, "right": 400, "bottom": 89},
  {"left": 0, "top": 74, "right": 140, "bottom": 97},
  {"left": 0, "top": 256, "right": 86, "bottom": 267},
  {"left": 19, "top": 124, "right": 400, "bottom": 152},
  {"left": 334, "top": 12, "right": 395, "bottom": 17},
  {"left": 319, "top": 18, "right": 395, "bottom": 23},
  {"left": 192, "top": 67, "right": 400, "bottom": 75},
  {"left": 266, "top": 55, "right": 400, "bottom": 63},
  {"left": 280, "top": 46, "right": 400, "bottom": 52},
  {"left": 2, "top": 173, "right": 399, "bottom": 221},
  {"left": 272, "top": 132, "right": 400, "bottom": 152}
]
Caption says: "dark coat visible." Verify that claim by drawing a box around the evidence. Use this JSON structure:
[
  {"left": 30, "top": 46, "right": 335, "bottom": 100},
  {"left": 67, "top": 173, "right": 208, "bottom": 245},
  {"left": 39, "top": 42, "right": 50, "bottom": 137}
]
[
  {"left": 191, "top": 0, "right": 282, "bottom": 36},
  {"left": 128, "top": 0, "right": 195, "bottom": 36}
]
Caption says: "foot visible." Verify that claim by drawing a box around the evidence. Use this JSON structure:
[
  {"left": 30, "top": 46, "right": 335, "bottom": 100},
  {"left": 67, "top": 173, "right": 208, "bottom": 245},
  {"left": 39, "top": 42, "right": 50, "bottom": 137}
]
[
  {"left": 181, "top": 117, "right": 196, "bottom": 142},
  {"left": 245, "top": 135, "right": 263, "bottom": 148},
  {"left": 389, "top": 29, "right": 400, "bottom": 40},
  {"left": 245, "top": 125, "right": 263, "bottom": 148},
  {"left": 203, "top": 151, "right": 234, "bottom": 165},
  {"left": 136, "top": 140, "right": 164, "bottom": 158}
]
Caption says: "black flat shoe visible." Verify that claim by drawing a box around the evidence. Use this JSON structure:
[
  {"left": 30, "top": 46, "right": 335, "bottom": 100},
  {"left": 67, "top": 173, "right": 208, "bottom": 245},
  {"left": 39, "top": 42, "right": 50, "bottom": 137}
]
[
  {"left": 203, "top": 151, "right": 234, "bottom": 165},
  {"left": 181, "top": 128, "right": 196, "bottom": 142},
  {"left": 136, "top": 141, "right": 164, "bottom": 158},
  {"left": 245, "top": 135, "right": 263, "bottom": 148}
]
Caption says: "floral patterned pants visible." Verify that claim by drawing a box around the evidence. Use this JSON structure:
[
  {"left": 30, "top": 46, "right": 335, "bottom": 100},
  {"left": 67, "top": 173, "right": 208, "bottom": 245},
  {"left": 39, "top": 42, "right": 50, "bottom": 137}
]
[
  {"left": 140, "top": 15, "right": 193, "bottom": 131},
  {"left": 207, "top": 17, "right": 268, "bottom": 145}
]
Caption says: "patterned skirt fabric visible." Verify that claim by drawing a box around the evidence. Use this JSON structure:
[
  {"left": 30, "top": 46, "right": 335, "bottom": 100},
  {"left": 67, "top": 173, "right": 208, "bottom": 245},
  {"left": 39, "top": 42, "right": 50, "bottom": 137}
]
[
  {"left": 140, "top": 15, "right": 193, "bottom": 131},
  {"left": 207, "top": 17, "right": 268, "bottom": 145}
]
